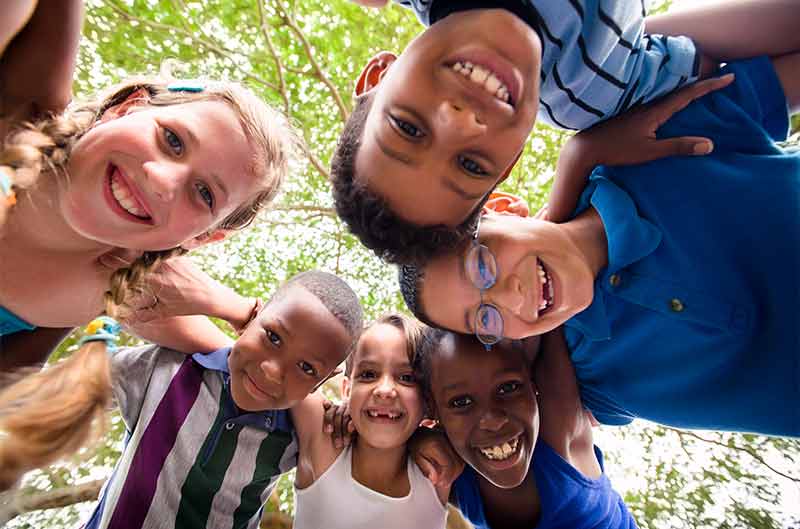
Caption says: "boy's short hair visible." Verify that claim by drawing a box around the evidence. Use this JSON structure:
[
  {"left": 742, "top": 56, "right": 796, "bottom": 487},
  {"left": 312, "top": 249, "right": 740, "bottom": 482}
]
[
  {"left": 272, "top": 270, "right": 363, "bottom": 339},
  {"left": 398, "top": 263, "right": 433, "bottom": 326},
  {"left": 330, "top": 93, "right": 483, "bottom": 265},
  {"left": 344, "top": 313, "right": 425, "bottom": 376}
]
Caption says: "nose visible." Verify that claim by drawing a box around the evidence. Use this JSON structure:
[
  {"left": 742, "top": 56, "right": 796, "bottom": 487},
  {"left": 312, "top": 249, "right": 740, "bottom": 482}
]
[
  {"left": 489, "top": 274, "right": 525, "bottom": 316},
  {"left": 479, "top": 408, "right": 508, "bottom": 432},
  {"left": 436, "top": 100, "right": 486, "bottom": 141},
  {"left": 142, "top": 160, "right": 182, "bottom": 202},
  {"left": 259, "top": 358, "right": 283, "bottom": 385},
  {"left": 373, "top": 375, "right": 398, "bottom": 399}
]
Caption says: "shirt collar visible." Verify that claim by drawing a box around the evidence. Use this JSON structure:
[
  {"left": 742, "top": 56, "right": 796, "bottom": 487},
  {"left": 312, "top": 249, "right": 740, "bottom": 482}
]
[
  {"left": 190, "top": 347, "right": 293, "bottom": 434},
  {"left": 566, "top": 173, "right": 662, "bottom": 340}
]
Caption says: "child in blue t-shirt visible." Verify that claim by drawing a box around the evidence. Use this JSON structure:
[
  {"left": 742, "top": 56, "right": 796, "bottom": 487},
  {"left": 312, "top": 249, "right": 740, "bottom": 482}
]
[
  {"left": 399, "top": 53, "right": 800, "bottom": 437},
  {"left": 331, "top": 0, "right": 797, "bottom": 264},
  {"left": 414, "top": 329, "right": 638, "bottom": 529}
]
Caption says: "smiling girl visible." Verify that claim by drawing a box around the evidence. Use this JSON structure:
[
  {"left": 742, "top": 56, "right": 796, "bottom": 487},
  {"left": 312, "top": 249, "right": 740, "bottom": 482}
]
[
  {"left": 415, "top": 329, "right": 637, "bottom": 529},
  {"left": 290, "top": 314, "right": 448, "bottom": 529}
]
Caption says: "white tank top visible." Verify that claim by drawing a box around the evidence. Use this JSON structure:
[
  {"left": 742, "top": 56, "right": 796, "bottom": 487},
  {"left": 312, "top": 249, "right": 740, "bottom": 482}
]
[{"left": 293, "top": 444, "right": 447, "bottom": 529}]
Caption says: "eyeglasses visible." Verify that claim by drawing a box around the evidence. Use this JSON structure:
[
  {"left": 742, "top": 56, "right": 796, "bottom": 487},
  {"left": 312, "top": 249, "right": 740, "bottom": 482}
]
[{"left": 463, "top": 215, "right": 503, "bottom": 348}]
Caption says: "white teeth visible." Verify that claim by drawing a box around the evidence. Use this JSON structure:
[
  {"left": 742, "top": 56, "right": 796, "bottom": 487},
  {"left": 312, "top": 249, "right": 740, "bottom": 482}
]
[
  {"left": 111, "top": 175, "right": 147, "bottom": 218},
  {"left": 450, "top": 61, "right": 511, "bottom": 104},
  {"left": 367, "top": 410, "right": 402, "bottom": 420},
  {"left": 536, "top": 261, "right": 554, "bottom": 314},
  {"left": 479, "top": 436, "right": 520, "bottom": 460}
]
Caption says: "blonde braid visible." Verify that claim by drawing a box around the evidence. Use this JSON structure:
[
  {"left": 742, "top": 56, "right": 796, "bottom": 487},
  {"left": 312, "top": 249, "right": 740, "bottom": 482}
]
[
  {"left": 104, "top": 247, "right": 187, "bottom": 319},
  {"left": 0, "top": 111, "right": 94, "bottom": 227}
]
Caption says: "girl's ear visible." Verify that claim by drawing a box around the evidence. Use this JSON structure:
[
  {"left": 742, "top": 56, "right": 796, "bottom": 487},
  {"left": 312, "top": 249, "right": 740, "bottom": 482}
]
[
  {"left": 354, "top": 51, "right": 397, "bottom": 97},
  {"left": 99, "top": 87, "right": 151, "bottom": 123},
  {"left": 483, "top": 191, "right": 530, "bottom": 218}
]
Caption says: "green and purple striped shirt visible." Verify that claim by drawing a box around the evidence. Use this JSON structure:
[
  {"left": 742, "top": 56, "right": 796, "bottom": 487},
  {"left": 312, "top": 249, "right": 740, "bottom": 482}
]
[{"left": 85, "top": 346, "right": 297, "bottom": 529}]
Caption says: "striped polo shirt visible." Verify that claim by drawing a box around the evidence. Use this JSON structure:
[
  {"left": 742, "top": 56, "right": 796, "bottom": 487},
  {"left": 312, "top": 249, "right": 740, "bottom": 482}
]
[
  {"left": 85, "top": 346, "right": 297, "bottom": 529},
  {"left": 395, "top": 0, "right": 699, "bottom": 130}
]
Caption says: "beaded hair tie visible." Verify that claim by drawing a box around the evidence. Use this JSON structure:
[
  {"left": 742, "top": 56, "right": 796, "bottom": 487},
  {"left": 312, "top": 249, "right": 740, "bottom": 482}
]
[{"left": 78, "top": 317, "right": 122, "bottom": 352}]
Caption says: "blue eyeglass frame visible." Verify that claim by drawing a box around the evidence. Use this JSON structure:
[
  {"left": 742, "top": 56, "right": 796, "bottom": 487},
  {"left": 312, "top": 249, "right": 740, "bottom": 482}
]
[{"left": 466, "top": 215, "right": 504, "bottom": 349}]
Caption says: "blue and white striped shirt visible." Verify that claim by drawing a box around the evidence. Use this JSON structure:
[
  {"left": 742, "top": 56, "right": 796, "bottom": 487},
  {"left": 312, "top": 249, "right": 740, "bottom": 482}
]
[{"left": 395, "top": 0, "right": 699, "bottom": 129}]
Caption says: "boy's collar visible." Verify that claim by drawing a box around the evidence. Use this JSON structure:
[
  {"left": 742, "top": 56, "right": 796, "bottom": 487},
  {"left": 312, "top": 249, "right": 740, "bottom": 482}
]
[{"left": 191, "top": 347, "right": 232, "bottom": 374}]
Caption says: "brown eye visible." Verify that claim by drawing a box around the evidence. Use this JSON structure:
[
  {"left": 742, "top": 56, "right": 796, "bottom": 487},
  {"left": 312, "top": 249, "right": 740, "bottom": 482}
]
[
  {"left": 449, "top": 395, "right": 473, "bottom": 409},
  {"left": 390, "top": 115, "right": 424, "bottom": 139},
  {"left": 298, "top": 361, "right": 317, "bottom": 377}
]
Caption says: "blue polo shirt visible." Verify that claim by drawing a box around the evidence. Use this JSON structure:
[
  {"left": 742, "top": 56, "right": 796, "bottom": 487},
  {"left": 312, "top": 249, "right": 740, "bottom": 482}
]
[
  {"left": 453, "top": 440, "right": 637, "bottom": 528},
  {"left": 565, "top": 57, "right": 799, "bottom": 437}
]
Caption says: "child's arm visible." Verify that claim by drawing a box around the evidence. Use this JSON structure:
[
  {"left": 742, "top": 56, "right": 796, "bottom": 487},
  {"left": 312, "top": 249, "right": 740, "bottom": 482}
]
[
  {"left": 0, "top": 1, "right": 36, "bottom": 55},
  {"left": 773, "top": 51, "right": 800, "bottom": 114},
  {"left": 291, "top": 391, "right": 342, "bottom": 489},
  {"left": 0, "top": 0, "right": 83, "bottom": 120},
  {"left": 533, "top": 330, "right": 600, "bottom": 478},
  {"left": 547, "top": 74, "right": 734, "bottom": 222},
  {"left": 408, "top": 428, "right": 463, "bottom": 505},
  {"left": 646, "top": 0, "right": 800, "bottom": 75}
]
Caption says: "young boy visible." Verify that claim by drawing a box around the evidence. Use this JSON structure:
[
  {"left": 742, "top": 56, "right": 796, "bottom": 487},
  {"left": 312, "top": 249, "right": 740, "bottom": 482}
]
[
  {"left": 331, "top": 0, "right": 797, "bottom": 264},
  {"left": 84, "top": 270, "right": 363, "bottom": 529}
]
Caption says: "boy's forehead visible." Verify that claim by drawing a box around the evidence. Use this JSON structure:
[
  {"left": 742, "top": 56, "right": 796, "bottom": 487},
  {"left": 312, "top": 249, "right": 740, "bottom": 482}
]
[{"left": 269, "top": 286, "right": 350, "bottom": 344}]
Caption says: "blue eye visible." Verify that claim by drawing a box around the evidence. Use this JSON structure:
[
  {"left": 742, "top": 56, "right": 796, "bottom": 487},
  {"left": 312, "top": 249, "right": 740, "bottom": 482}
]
[
  {"left": 163, "top": 127, "right": 184, "bottom": 155},
  {"left": 195, "top": 182, "right": 214, "bottom": 209},
  {"left": 458, "top": 155, "right": 488, "bottom": 177},
  {"left": 390, "top": 115, "right": 424, "bottom": 138}
]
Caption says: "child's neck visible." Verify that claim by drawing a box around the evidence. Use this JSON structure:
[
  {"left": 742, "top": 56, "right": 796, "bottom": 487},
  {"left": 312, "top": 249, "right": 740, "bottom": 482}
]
[
  {"left": 562, "top": 206, "right": 608, "bottom": 277},
  {"left": 5, "top": 171, "right": 111, "bottom": 256},
  {"left": 350, "top": 439, "right": 410, "bottom": 498},
  {"left": 478, "top": 468, "right": 541, "bottom": 529}
]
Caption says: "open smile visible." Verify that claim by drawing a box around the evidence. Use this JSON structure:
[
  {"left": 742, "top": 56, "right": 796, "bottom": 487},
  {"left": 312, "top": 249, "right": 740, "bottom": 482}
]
[
  {"left": 536, "top": 259, "right": 554, "bottom": 316},
  {"left": 475, "top": 433, "right": 525, "bottom": 469},
  {"left": 363, "top": 407, "right": 405, "bottom": 422},
  {"left": 105, "top": 164, "right": 153, "bottom": 224},
  {"left": 445, "top": 49, "right": 521, "bottom": 108}
]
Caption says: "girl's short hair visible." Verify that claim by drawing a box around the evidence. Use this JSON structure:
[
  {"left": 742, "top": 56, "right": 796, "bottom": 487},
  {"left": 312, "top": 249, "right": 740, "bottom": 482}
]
[{"left": 344, "top": 313, "right": 425, "bottom": 377}]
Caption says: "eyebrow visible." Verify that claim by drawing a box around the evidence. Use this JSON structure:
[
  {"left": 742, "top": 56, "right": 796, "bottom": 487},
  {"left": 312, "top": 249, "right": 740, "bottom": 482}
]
[
  {"left": 183, "top": 123, "right": 230, "bottom": 200},
  {"left": 376, "top": 137, "right": 417, "bottom": 166},
  {"left": 443, "top": 179, "right": 486, "bottom": 201},
  {"left": 273, "top": 315, "right": 292, "bottom": 340}
]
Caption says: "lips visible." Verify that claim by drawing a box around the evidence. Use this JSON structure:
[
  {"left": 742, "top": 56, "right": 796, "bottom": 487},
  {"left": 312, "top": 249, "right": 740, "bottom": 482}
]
[
  {"left": 536, "top": 259, "right": 554, "bottom": 315},
  {"left": 477, "top": 433, "right": 521, "bottom": 461},
  {"left": 446, "top": 49, "right": 522, "bottom": 108},
  {"left": 105, "top": 164, "right": 153, "bottom": 224},
  {"left": 244, "top": 372, "right": 279, "bottom": 402},
  {"left": 364, "top": 407, "right": 405, "bottom": 421}
]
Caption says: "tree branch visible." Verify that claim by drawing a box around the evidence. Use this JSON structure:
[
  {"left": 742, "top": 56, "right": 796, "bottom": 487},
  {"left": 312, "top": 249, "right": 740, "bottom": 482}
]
[
  {"left": 0, "top": 479, "right": 104, "bottom": 525},
  {"left": 666, "top": 427, "right": 799, "bottom": 483}
]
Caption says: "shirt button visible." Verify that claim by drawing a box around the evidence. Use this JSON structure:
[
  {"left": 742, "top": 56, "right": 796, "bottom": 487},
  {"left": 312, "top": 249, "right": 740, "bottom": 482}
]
[
  {"left": 669, "top": 298, "right": 685, "bottom": 312},
  {"left": 225, "top": 421, "right": 235, "bottom": 430},
  {"left": 265, "top": 417, "right": 273, "bottom": 429},
  {"left": 609, "top": 274, "right": 622, "bottom": 287}
]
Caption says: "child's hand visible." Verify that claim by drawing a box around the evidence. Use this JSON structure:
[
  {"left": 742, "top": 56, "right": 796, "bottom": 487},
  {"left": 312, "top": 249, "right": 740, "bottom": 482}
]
[
  {"left": 322, "top": 399, "right": 355, "bottom": 449},
  {"left": 570, "top": 73, "right": 736, "bottom": 167},
  {"left": 547, "top": 74, "right": 734, "bottom": 223},
  {"left": 409, "top": 427, "right": 464, "bottom": 489}
]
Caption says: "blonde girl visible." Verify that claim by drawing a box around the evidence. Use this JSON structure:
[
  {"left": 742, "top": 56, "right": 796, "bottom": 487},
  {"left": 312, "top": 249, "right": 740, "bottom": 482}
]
[{"left": 0, "top": 73, "right": 298, "bottom": 489}]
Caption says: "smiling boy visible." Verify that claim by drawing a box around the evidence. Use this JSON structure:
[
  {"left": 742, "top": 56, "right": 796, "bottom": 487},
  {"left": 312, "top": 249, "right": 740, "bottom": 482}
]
[
  {"left": 332, "top": 0, "right": 798, "bottom": 264},
  {"left": 83, "top": 271, "right": 363, "bottom": 529}
]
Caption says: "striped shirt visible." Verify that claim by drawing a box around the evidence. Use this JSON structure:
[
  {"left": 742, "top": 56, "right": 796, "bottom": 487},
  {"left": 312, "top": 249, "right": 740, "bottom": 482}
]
[
  {"left": 395, "top": 0, "right": 699, "bottom": 129},
  {"left": 85, "top": 346, "right": 297, "bottom": 529}
]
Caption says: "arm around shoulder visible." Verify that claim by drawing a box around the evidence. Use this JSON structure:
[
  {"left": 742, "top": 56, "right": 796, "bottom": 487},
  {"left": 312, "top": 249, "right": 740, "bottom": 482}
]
[{"left": 291, "top": 391, "right": 342, "bottom": 489}]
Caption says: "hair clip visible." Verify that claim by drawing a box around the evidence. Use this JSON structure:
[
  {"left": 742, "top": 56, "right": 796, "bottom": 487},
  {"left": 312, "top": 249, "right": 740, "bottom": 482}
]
[
  {"left": 167, "top": 80, "right": 205, "bottom": 93},
  {"left": 79, "top": 316, "right": 122, "bottom": 352},
  {"left": 0, "top": 171, "right": 16, "bottom": 208}
]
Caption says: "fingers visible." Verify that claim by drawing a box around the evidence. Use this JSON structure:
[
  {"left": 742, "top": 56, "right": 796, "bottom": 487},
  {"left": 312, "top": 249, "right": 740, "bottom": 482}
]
[
  {"left": 653, "top": 73, "right": 735, "bottom": 126},
  {"left": 415, "top": 455, "right": 440, "bottom": 485},
  {"left": 651, "top": 136, "right": 714, "bottom": 160},
  {"left": 322, "top": 400, "right": 335, "bottom": 434}
]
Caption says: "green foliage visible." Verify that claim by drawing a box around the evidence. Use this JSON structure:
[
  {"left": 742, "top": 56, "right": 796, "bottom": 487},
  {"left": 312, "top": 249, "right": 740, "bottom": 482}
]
[{"left": 7, "top": 1, "right": 800, "bottom": 528}]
